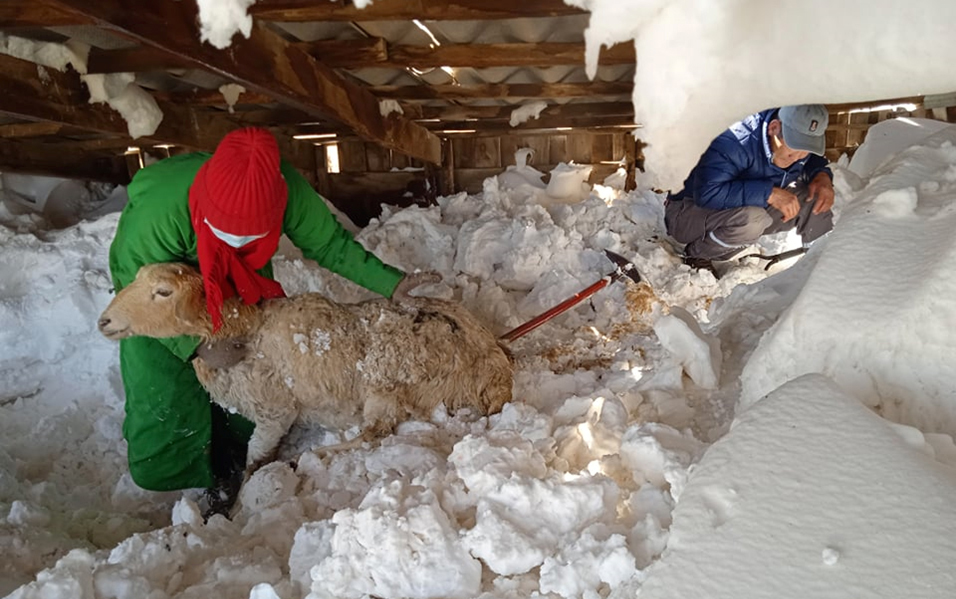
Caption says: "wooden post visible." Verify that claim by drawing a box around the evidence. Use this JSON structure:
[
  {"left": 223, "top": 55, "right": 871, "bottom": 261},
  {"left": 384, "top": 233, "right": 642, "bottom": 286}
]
[{"left": 439, "top": 137, "right": 455, "bottom": 196}]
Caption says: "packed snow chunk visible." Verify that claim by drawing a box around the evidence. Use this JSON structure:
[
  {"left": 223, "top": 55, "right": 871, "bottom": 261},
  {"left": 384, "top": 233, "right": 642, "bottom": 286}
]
[
  {"left": 510, "top": 101, "right": 548, "bottom": 127},
  {"left": 538, "top": 530, "right": 637, "bottom": 599},
  {"left": 307, "top": 479, "right": 481, "bottom": 599},
  {"left": 5, "top": 549, "right": 96, "bottom": 599},
  {"left": 497, "top": 148, "right": 548, "bottom": 191},
  {"left": 450, "top": 432, "right": 548, "bottom": 496},
  {"left": 740, "top": 128, "right": 956, "bottom": 435},
  {"left": 219, "top": 83, "right": 247, "bottom": 113},
  {"left": 463, "top": 474, "right": 620, "bottom": 576},
  {"left": 652, "top": 307, "right": 721, "bottom": 389},
  {"left": 849, "top": 118, "right": 954, "bottom": 178},
  {"left": 0, "top": 33, "right": 89, "bottom": 73},
  {"left": 618, "top": 423, "right": 705, "bottom": 500},
  {"left": 82, "top": 73, "right": 163, "bottom": 138},
  {"left": 639, "top": 374, "right": 956, "bottom": 599},
  {"left": 170, "top": 497, "right": 204, "bottom": 528},
  {"left": 197, "top": 0, "right": 256, "bottom": 49},
  {"left": 546, "top": 162, "right": 594, "bottom": 203}
]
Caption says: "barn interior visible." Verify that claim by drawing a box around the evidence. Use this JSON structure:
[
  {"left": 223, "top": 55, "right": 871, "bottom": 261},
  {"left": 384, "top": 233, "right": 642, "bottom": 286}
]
[{"left": 2, "top": 0, "right": 955, "bottom": 226}]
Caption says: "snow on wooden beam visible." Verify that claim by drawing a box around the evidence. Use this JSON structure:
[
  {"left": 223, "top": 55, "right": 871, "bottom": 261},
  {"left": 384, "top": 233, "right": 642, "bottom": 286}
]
[
  {"left": 48, "top": 0, "right": 442, "bottom": 164},
  {"left": 251, "top": 0, "right": 585, "bottom": 22},
  {"left": 0, "top": 53, "right": 309, "bottom": 168}
]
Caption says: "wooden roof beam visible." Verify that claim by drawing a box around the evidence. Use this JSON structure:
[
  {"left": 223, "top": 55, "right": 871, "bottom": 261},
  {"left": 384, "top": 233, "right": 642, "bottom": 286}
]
[
  {"left": 87, "top": 39, "right": 631, "bottom": 74},
  {"left": 251, "top": 0, "right": 585, "bottom": 22},
  {"left": 49, "top": 0, "right": 441, "bottom": 164},
  {"left": 0, "top": 139, "right": 129, "bottom": 183},
  {"left": 373, "top": 81, "right": 633, "bottom": 101}
]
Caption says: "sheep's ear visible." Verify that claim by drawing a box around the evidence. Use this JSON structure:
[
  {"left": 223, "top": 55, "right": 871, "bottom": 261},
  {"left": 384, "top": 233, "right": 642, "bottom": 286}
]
[{"left": 173, "top": 274, "right": 208, "bottom": 329}]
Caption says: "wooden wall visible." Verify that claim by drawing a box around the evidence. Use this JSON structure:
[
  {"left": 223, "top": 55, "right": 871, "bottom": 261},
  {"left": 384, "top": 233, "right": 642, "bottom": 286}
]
[{"left": 316, "top": 131, "right": 639, "bottom": 226}]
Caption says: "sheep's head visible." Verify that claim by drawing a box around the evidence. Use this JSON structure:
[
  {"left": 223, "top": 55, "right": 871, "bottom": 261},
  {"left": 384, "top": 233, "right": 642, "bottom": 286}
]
[{"left": 98, "top": 263, "right": 209, "bottom": 341}]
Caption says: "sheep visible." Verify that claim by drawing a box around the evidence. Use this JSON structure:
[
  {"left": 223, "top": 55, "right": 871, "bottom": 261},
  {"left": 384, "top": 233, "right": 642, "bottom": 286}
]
[{"left": 98, "top": 262, "right": 514, "bottom": 473}]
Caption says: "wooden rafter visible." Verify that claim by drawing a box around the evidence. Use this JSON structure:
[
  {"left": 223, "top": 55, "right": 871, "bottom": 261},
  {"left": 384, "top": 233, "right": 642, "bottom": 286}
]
[
  {"left": 48, "top": 0, "right": 442, "bottom": 164},
  {"left": 251, "top": 0, "right": 585, "bottom": 22},
  {"left": 0, "top": 53, "right": 309, "bottom": 168},
  {"left": 373, "top": 81, "right": 633, "bottom": 100}
]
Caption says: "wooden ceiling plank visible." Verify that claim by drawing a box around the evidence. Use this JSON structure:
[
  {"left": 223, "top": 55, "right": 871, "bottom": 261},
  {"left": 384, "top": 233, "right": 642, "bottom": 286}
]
[
  {"left": 48, "top": 0, "right": 441, "bottom": 164},
  {"left": 252, "top": 0, "right": 585, "bottom": 22}
]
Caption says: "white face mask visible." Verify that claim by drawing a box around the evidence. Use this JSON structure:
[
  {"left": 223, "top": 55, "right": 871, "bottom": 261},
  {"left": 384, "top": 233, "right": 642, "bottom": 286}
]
[{"left": 204, "top": 219, "right": 268, "bottom": 248}]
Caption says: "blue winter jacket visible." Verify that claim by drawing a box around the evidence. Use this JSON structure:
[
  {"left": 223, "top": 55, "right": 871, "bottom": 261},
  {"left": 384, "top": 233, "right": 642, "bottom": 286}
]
[{"left": 670, "top": 109, "right": 832, "bottom": 210}]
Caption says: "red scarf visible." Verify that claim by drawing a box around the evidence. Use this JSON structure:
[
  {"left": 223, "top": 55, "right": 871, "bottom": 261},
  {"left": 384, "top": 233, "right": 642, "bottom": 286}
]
[{"left": 189, "top": 179, "right": 286, "bottom": 332}]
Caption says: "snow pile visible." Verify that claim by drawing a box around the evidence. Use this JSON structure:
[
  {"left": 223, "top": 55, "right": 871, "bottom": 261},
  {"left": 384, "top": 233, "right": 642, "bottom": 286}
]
[
  {"left": 741, "top": 125, "right": 956, "bottom": 435},
  {"left": 572, "top": 0, "right": 956, "bottom": 189},
  {"left": 7, "top": 115, "right": 956, "bottom": 598},
  {"left": 3, "top": 164, "right": 750, "bottom": 598},
  {"left": 196, "top": 0, "right": 257, "bottom": 49},
  {"left": 639, "top": 375, "right": 956, "bottom": 599}
]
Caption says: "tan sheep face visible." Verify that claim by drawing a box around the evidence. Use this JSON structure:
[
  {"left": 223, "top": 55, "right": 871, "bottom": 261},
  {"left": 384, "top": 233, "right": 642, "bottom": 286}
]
[{"left": 98, "top": 263, "right": 206, "bottom": 340}]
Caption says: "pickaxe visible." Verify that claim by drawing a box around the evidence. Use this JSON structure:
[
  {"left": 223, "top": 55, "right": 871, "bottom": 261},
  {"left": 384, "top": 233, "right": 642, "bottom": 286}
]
[{"left": 500, "top": 250, "right": 643, "bottom": 342}]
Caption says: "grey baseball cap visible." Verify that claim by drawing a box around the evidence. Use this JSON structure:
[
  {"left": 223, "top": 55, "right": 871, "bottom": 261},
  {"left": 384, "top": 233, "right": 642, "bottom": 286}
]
[{"left": 778, "top": 104, "right": 829, "bottom": 156}]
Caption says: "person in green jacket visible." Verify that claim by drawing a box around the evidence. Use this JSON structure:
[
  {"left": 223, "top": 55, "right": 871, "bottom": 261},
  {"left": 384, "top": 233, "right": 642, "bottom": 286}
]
[{"left": 108, "top": 127, "right": 434, "bottom": 512}]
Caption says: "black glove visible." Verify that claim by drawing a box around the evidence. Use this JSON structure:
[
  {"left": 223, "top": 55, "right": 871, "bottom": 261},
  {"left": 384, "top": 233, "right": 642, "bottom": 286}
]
[{"left": 193, "top": 337, "right": 249, "bottom": 369}]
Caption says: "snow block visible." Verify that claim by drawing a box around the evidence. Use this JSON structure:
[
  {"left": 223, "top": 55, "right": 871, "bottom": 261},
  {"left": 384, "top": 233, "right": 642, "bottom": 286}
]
[{"left": 639, "top": 374, "right": 956, "bottom": 599}]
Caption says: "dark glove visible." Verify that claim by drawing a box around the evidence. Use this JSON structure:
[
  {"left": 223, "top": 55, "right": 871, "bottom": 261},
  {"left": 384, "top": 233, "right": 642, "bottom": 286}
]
[
  {"left": 194, "top": 337, "right": 250, "bottom": 369},
  {"left": 392, "top": 271, "right": 442, "bottom": 302}
]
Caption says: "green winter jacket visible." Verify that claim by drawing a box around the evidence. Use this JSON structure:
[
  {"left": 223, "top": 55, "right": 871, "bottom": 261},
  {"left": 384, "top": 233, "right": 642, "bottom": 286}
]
[{"left": 109, "top": 152, "right": 405, "bottom": 359}]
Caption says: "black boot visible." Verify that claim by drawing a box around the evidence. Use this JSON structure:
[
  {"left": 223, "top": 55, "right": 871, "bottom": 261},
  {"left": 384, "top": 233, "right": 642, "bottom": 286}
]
[
  {"left": 202, "top": 408, "right": 249, "bottom": 520},
  {"left": 683, "top": 255, "right": 721, "bottom": 279}
]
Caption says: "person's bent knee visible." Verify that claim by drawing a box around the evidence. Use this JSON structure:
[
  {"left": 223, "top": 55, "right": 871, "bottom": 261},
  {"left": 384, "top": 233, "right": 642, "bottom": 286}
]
[{"left": 733, "top": 206, "right": 773, "bottom": 237}]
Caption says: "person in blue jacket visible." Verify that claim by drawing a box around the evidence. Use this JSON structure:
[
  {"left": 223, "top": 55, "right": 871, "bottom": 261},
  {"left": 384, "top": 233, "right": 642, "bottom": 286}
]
[{"left": 665, "top": 104, "right": 835, "bottom": 274}]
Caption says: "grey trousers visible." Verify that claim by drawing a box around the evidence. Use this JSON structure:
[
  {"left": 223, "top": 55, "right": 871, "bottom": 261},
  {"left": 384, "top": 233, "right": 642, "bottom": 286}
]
[{"left": 664, "top": 184, "right": 833, "bottom": 260}]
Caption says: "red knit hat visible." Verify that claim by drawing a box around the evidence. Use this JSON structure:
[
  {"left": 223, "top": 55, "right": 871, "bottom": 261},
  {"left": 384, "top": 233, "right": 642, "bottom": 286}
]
[{"left": 192, "top": 127, "right": 287, "bottom": 235}]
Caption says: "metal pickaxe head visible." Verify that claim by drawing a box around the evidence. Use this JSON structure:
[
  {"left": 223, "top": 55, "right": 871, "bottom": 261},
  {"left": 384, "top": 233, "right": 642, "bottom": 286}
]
[{"left": 604, "top": 249, "right": 643, "bottom": 284}]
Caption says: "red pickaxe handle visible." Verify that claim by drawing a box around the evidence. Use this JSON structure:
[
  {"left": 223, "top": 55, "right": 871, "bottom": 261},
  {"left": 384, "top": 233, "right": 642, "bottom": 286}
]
[{"left": 499, "top": 276, "right": 614, "bottom": 342}]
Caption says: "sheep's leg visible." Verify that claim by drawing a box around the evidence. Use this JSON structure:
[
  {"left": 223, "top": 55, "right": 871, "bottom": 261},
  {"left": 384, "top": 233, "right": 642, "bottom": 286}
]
[{"left": 245, "top": 411, "right": 297, "bottom": 476}]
